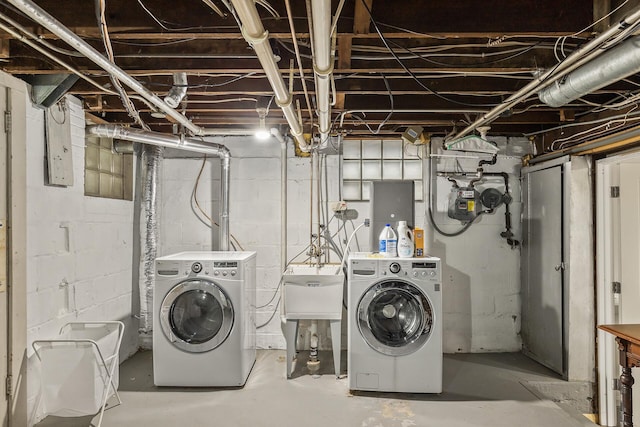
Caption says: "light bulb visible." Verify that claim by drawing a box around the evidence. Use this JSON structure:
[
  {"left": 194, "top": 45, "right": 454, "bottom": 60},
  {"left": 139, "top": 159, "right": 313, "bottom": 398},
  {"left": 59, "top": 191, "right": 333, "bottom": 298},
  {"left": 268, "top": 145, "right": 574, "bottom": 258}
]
[{"left": 255, "top": 128, "right": 271, "bottom": 140}]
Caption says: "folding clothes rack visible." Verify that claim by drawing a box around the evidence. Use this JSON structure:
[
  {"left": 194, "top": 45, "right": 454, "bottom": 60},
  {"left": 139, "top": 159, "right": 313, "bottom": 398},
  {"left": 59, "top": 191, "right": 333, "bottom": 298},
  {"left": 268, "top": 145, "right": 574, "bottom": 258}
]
[{"left": 32, "top": 321, "right": 125, "bottom": 427}]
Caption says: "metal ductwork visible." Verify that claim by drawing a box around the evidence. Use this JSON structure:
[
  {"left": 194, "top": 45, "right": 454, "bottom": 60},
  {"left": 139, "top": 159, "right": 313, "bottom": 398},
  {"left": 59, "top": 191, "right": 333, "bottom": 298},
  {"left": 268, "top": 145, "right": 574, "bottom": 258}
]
[
  {"left": 230, "top": 0, "right": 309, "bottom": 151},
  {"left": 447, "top": 5, "right": 640, "bottom": 140},
  {"left": 538, "top": 36, "right": 640, "bottom": 107},
  {"left": 164, "top": 72, "right": 188, "bottom": 108},
  {"left": 87, "top": 124, "right": 232, "bottom": 251},
  {"left": 7, "top": 0, "right": 208, "bottom": 135},
  {"left": 310, "top": 0, "right": 333, "bottom": 143}
]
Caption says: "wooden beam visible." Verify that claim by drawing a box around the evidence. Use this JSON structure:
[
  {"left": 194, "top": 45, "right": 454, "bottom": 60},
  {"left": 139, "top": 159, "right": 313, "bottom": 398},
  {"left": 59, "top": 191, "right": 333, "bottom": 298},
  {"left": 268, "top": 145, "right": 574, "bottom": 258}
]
[
  {"left": 353, "top": 0, "right": 373, "bottom": 34},
  {"left": 0, "top": 39, "right": 9, "bottom": 58},
  {"left": 338, "top": 36, "right": 352, "bottom": 70},
  {"left": 593, "top": 0, "right": 612, "bottom": 33},
  {"left": 0, "top": 31, "right": 592, "bottom": 41}
]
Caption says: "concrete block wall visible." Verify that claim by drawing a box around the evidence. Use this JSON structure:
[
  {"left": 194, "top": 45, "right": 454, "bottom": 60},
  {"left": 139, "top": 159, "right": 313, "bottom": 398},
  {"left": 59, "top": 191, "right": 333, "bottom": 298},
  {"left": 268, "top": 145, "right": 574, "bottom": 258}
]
[
  {"left": 25, "top": 96, "right": 137, "bottom": 423},
  {"left": 159, "top": 136, "right": 528, "bottom": 353},
  {"left": 159, "top": 140, "right": 290, "bottom": 349},
  {"left": 428, "top": 138, "right": 527, "bottom": 353}
]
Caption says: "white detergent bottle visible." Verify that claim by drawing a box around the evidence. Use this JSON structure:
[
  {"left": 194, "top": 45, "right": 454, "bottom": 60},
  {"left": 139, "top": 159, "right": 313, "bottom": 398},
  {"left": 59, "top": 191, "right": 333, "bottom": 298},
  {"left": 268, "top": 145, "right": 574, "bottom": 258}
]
[
  {"left": 397, "top": 221, "right": 414, "bottom": 258},
  {"left": 379, "top": 224, "right": 397, "bottom": 257}
]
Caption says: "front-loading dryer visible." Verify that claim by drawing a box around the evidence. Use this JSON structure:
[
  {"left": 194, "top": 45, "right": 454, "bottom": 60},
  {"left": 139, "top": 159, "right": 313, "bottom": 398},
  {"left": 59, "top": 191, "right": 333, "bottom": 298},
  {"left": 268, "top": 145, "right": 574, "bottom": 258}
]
[
  {"left": 153, "top": 251, "right": 256, "bottom": 387},
  {"left": 348, "top": 253, "right": 442, "bottom": 393}
]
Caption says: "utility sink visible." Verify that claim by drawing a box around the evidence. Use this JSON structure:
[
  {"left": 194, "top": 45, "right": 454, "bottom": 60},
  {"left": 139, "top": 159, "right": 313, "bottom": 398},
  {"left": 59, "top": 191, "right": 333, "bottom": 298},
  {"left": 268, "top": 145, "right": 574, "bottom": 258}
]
[{"left": 282, "top": 264, "right": 344, "bottom": 320}]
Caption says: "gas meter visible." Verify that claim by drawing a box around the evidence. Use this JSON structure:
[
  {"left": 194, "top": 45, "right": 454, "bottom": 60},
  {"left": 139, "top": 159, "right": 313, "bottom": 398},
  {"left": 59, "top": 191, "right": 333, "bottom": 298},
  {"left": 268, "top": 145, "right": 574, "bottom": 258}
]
[{"left": 447, "top": 186, "right": 481, "bottom": 222}]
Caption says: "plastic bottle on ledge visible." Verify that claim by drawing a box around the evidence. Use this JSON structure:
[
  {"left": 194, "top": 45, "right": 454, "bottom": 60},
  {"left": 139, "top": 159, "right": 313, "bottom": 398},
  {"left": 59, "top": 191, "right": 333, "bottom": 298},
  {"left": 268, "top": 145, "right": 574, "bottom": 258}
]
[
  {"left": 379, "top": 224, "right": 397, "bottom": 257},
  {"left": 397, "top": 221, "right": 414, "bottom": 258}
]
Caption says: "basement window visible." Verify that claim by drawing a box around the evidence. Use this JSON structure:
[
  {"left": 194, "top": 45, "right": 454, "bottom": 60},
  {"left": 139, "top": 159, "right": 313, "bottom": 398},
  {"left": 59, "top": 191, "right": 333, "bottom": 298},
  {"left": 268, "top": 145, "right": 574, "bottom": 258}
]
[
  {"left": 84, "top": 135, "right": 133, "bottom": 200},
  {"left": 342, "top": 139, "right": 423, "bottom": 201}
]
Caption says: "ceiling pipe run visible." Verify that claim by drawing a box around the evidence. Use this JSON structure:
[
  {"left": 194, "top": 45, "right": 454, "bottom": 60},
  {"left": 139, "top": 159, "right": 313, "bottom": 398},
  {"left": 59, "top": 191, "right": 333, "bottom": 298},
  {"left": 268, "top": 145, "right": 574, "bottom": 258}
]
[
  {"left": 230, "top": 0, "right": 309, "bottom": 151},
  {"left": 7, "top": 0, "right": 280, "bottom": 140},
  {"left": 538, "top": 36, "right": 640, "bottom": 107},
  {"left": 7, "top": 0, "right": 212, "bottom": 135},
  {"left": 310, "top": 0, "right": 333, "bottom": 144},
  {"left": 87, "top": 124, "right": 231, "bottom": 251},
  {"left": 447, "top": 4, "right": 640, "bottom": 141}
]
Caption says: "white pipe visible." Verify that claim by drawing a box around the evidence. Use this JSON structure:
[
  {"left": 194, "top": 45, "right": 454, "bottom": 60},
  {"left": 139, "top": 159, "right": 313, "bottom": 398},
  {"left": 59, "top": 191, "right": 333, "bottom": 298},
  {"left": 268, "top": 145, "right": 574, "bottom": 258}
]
[
  {"left": 87, "top": 125, "right": 231, "bottom": 251},
  {"left": 7, "top": 0, "right": 303, "bottom": 143},
  {"left": 338, "top": 109, "right": 487, "bottom": 127},
  {"left": 164, "top": 72, "right": 188, "bottom": 108},
  {"left": 449, "top": 4, "right": 640, "bottom": 140},
  {"left": 311, "top": 0, "right": 333, "bottom": 140},
  {"left": 271, "top": 128, "right": 288, "bottom": 272},
  {"left": 230, "top": 0, "right": 309, "bottom": 151},
  {"left": 538, "top": 36, "right": 640, "bottom": 107}
]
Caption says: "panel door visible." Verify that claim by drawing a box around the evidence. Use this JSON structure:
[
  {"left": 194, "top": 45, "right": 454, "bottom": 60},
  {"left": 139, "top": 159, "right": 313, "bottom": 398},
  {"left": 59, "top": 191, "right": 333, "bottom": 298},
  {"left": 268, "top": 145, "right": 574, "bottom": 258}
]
[{"left": 521, "top": 165, "right": 564, "bottom": 375}]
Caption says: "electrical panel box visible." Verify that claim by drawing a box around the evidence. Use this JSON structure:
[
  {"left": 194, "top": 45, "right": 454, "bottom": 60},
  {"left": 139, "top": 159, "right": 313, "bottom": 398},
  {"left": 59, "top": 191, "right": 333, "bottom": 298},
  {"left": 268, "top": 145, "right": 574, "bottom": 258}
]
[
  {"left": 45, "top": 102, "right": 74, "bottom": 186},
  {"left": 370, "top": 180, "right": 415, "bottom": 251}
]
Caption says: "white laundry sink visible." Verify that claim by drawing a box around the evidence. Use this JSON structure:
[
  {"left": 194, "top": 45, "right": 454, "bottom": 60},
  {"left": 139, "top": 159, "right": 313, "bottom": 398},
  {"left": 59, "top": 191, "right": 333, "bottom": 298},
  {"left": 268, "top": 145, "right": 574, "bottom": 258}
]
[{"left": 282, "top": 264, "right": 344, "bottom": 320}]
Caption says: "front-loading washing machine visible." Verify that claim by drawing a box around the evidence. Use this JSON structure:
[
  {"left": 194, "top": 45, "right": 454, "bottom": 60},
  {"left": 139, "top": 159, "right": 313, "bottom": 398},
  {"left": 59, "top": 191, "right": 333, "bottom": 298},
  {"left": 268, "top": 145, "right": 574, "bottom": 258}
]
[
  {"left": 153, "top": 251, "right": 256, "bottom": 387},
  {"left": 348, "top": 253, "right": 442, "bottom": 393}
]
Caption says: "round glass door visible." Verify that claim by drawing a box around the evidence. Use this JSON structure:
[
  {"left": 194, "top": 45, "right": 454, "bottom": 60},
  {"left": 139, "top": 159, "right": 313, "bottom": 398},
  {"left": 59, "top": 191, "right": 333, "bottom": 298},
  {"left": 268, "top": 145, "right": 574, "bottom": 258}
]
[
  {"left": 357, "top": 279, "right": 433, "bottom": 356},
  {"left": 160, "top": 279, "right": 234, "bottom": 353}
]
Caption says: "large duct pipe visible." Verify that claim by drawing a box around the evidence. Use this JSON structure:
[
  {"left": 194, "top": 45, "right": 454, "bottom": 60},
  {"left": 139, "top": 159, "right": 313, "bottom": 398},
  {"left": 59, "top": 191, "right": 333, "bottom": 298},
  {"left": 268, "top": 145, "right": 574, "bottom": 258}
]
[
  {"left": 230, "top": 0, "right": 309, "bottom": 151},
  {"left": 87, "top": 125, "right": 231, "bottom": 251},
  {"left": 538, "top": 36, "right": 640, "bottom": 107},
  {"left": 311, "top": 0, "right": 333, "bottom": 142},
  {"left": 164, "top": 72, "right": 188, "bottom": 108},
  {"left": 447, "top": 5, "right": 640, "bottom": 140}
]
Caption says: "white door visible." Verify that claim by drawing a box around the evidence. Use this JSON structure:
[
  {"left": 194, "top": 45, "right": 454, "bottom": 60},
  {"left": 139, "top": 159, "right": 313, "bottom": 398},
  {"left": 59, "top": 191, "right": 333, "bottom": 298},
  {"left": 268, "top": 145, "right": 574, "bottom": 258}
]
[
  {"left": 619, "top": 162, "right": 640, "bottom": 421},
  {"left": 0, "top": 86, "right": 8, "bottom": 425},
  {"left": 597, "top": 159, "right": 640, "bottom": 426}
]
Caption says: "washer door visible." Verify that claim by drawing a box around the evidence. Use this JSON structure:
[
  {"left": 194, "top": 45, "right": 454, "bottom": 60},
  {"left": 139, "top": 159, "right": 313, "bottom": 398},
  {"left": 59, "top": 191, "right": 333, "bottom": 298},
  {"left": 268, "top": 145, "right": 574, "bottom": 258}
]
[
  {"left": 357, "top": 279, "right": 433, "bottom": 356},
  {"left": 160, "top": 279, "right": 234, "bottom": 353}
]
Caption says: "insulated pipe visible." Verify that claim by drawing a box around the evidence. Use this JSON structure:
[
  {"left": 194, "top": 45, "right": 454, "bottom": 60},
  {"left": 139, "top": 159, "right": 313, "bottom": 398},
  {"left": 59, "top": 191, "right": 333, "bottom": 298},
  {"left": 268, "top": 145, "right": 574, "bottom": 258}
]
[
  {"left": 311, "top": 0, "right": 333, "bottom": 140},
  {"left": 538, "top": 36, "right": 640, "bottom": 107},
  {"left": 139, "top": 145, "right": 162, "bottom": 343},
  {"left": 87, "top": 125, "right": 231, "bottom": 251},
  {"left": 164, "top": 72, "right": 188, "bottom": 108},
  {"left": 448, "top": 5, "right": 640, "bottom": 140},
  {"left": 231, "top": 0, "right": 309, "bottom": 151},
  {"left": 8, "top": 0, "right": 211, "bottom": 136}
]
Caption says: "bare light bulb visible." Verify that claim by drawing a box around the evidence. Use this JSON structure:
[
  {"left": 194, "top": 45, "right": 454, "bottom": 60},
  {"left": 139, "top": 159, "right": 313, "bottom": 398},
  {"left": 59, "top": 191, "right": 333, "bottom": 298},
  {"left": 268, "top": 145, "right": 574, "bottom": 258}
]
[{"left": 255, "top": 109, "right": 270, "bottom": 139}]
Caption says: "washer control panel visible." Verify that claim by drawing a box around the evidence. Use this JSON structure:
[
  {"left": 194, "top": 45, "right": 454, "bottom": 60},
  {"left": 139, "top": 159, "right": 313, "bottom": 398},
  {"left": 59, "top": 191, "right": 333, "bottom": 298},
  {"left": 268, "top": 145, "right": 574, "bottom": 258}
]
[
  {"left": 212, "top": 260, "right": 238, "bottom": 278},
  {"left": 378, "top": 258, "right": 440, "bottom": 282}
]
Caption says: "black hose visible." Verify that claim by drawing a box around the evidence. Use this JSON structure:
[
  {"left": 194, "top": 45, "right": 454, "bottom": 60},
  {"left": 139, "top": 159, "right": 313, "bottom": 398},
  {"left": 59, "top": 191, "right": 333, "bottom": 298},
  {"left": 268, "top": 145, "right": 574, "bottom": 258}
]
[{"left": 428, "top": 206, "right": 485, "bottom": 237}]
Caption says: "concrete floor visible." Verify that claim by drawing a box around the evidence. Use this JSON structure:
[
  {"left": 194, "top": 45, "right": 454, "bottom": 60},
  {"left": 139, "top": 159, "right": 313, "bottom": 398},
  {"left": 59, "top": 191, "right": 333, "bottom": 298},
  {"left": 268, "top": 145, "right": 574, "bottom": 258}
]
[{"left": 36, "top": 350, "right": 596, "bottom": 427}]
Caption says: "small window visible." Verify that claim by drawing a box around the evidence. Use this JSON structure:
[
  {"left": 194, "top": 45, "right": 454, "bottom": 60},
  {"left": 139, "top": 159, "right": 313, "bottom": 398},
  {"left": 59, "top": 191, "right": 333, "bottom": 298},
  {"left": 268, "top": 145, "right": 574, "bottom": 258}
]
[
  {"left": 342, "top": 139, "right": 422, "bottom": 201},
  {"left": 84, "top": 135, "right": 133, "bottom": 200}
]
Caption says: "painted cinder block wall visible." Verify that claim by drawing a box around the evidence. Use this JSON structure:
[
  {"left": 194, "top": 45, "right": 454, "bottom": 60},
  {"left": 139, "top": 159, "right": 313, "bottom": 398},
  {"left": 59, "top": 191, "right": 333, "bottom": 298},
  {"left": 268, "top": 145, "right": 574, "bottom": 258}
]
[
  {"left": 159, "top": 136, "right": 529, "bottom": 353},
  {"left": 25, "top": 95, "right": 138, "bottom": 423}
]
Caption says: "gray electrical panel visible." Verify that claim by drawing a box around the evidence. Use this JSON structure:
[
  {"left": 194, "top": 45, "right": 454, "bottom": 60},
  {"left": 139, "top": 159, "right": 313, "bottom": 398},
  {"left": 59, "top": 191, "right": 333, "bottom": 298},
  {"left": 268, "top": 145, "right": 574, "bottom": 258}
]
[{"left": 370, "top": 180, "right": 415, "bottom": 251}]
